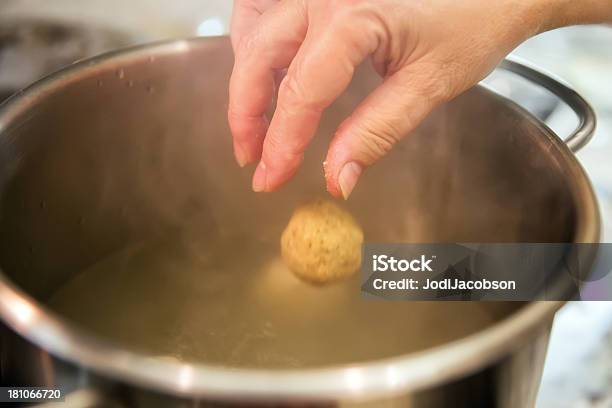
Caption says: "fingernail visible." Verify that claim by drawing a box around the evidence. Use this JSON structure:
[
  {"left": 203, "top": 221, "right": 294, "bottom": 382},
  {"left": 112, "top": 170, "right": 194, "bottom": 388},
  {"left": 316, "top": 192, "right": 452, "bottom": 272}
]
[
  {"left": 338, "top": 161, "right": 362, "bottom": 200},
  {"left": 234, "top": 142, "right": 248, "bottom": 168},
  {"left": 252, "top": 161, "right": 267, "bottom": 192}
]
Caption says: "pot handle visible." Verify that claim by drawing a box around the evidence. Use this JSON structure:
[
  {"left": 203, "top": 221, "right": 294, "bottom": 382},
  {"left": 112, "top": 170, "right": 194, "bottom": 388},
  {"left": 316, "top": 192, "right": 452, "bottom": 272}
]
[{"left": 498, "top": 58, "right": 597, "bottom": 153}]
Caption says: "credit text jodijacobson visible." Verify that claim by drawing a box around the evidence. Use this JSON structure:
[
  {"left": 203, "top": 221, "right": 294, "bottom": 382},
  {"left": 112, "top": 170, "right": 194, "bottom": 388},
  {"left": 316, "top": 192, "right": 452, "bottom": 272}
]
[{"left": 370, "top": 255, "right": 517, "bottom": 291}]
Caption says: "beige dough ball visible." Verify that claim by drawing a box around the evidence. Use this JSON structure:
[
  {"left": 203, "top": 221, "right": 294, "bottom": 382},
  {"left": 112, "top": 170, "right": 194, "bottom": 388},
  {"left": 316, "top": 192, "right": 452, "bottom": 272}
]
[{"left": 281, "top": 199, "right": 364, "bottom": 284}]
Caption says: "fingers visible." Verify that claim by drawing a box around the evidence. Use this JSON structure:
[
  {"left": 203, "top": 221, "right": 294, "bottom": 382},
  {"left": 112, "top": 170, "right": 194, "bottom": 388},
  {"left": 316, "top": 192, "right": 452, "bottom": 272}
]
[
  {"left": 228, "top": 0, "right": 307, "bottom": 167},
  {"left": 230, "top": 0, "right": 279, "bottom": 52},
  {"left": 324, "top": 63, "right": 453, "bottom": 199},
  {"left": 253, "top": 21, "right": 379, "bottom": 192},
  {"left": 230, "top": 1, "right": 456, "bottom": 198}
]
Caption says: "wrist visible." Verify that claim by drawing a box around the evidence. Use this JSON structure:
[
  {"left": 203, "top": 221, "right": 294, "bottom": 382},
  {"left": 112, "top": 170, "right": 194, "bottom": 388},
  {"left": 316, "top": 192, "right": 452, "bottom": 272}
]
[{"left": 533, "top": 0, "right": 612, "bottom": 33}]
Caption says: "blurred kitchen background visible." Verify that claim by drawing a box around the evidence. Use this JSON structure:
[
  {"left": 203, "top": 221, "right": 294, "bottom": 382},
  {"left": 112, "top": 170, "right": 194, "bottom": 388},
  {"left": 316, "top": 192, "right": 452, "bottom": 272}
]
[{"left": 0, "top": 1, "right": 610, "bottom": 407}]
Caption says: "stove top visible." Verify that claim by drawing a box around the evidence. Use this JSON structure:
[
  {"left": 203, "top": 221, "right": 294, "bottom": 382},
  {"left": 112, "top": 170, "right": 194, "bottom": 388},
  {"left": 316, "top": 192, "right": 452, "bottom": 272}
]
[{"left": 0, "top": 19, "right": 137, "bottom": 102}]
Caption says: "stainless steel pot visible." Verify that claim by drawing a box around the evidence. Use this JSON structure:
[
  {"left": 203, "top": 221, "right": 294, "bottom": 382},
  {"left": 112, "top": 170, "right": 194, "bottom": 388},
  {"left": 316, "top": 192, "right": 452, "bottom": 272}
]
[{"left": 0, "top": 37, "right": 600, "bottom": 407}]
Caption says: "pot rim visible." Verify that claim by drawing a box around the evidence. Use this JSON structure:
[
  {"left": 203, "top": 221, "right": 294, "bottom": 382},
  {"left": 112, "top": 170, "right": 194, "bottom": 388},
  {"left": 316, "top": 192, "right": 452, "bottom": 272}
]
[{"left": 0, "top": 37, "right": 601, "bottom": 401}]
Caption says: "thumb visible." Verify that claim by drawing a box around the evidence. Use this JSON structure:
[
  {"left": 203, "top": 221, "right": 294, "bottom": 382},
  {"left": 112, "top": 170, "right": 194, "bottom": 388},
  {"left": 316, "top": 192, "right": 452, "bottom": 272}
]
[{"left": 325, "top": 64, "right": 453, "bottom": 199}]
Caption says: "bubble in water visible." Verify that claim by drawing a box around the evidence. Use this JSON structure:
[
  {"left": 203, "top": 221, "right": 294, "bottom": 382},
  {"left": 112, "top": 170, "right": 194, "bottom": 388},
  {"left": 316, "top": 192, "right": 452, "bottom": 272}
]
[
  {"left": 78, "top": 216, "right": 85, "bottom": 226},
  {"left": 97, "top": 80, "right": 104, "bottom": 87},
  {"left": 127, "top": 80, "right": 134, "bottom": 88},
  {"left": 40, "top": 200, "right": 46, "bottom": 209},
  {"left": 149, "top": 56, "right": 156, "bottom": 63},
  {"left": 116, "top": 69, "right": 125, "bottom": 79},
  {"left": 147, "top": 85, "right": 155, "bottom": 94}
]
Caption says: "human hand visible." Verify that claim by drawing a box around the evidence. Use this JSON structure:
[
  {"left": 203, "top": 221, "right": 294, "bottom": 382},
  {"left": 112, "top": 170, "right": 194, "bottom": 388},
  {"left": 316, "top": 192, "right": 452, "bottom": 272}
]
[{"left": 228, "top": 0, "right": 609, "bottom": 199}]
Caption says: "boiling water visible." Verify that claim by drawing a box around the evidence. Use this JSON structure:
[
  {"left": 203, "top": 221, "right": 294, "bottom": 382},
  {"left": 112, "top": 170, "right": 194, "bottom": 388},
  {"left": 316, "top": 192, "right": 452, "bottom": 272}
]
[{"left": 48, "top": 233, "right": 521, "bottom": 368}]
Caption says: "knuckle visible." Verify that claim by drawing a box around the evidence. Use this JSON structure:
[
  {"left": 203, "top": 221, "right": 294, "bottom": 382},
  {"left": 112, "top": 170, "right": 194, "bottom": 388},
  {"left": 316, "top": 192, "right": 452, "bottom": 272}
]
[
  {"left": 328, "top": 0, "right": 369, "bottom": 10},
  {"left": 350, "top": 120, "right": 401, "bottom": 163},
  {"left": 237, "top": 31, "right": 261, "bottom": 57},
  {"left": 264, "top": 135, "right": 304, "bottom": 166},
  {"left": 418, "top": 60, "right": 462, "bottom": 102},
  {"left": 270, "top": 122, "right": 309, "bottom": 154},
  {"left": 433, "top": 64, "right": 462, "bottom": 101},
  {"left": 325, "top": 0, "right": 373, "bottom": 29},
  {"left": 279, "top": 74, "right": 304, "bottom": 101},
  {"left": 397, "top": 60, "right": 459, "bottom": 105},
  {"left": 278, "top": 74, "right": 321, "bottom": 113},
  {"left": 237, "top": 0, "right": 272, "bottom": 13},
  {"left": 415, "top": 71, "right": 452, "bottom": 103}
]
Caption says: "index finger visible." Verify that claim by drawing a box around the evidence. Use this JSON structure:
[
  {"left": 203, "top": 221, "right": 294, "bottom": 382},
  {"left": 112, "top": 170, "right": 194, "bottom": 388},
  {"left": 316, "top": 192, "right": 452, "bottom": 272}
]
[
  {"left": 228, "top": 0, "right": 307, "bottom": 166},
  {"left": 252, "top": 21, "right": 379, "bottom": 192}
]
